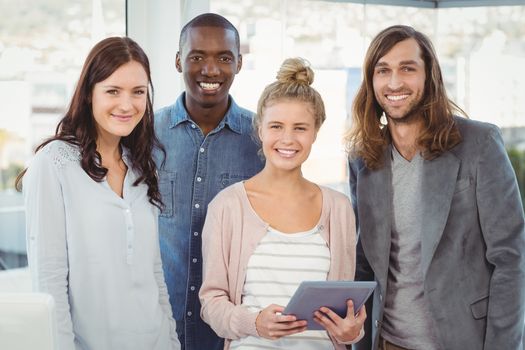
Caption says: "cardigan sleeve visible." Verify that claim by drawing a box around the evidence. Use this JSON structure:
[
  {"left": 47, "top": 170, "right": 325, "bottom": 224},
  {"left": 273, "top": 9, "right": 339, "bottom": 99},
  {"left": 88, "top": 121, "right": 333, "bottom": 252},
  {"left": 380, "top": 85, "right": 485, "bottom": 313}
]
[
  {"left": 323, "top": 187, "right": 365, "bottom": 348},
  {"left": 23, "top": 149, "right": 76, "bottom": 350},
  {"left": 199, "top": 198, "right": 259, "bottom": 340},
  {"left": 326, "top": 188, "right": 357, "bottom": 281}
]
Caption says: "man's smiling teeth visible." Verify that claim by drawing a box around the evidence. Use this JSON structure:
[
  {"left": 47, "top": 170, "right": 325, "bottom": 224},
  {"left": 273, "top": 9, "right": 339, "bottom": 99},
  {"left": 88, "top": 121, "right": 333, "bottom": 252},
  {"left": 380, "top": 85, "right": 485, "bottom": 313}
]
[
  {"left": 200, "top": 82, "right": 220, "bottom": 90},
  {"left": 386, "top": 94, "right": 409, "bottom": 101}
]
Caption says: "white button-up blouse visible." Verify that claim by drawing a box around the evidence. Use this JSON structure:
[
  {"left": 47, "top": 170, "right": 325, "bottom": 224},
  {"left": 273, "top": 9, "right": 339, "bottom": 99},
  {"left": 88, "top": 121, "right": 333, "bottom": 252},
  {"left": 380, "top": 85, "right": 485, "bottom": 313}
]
[{"left": 23, "top": 140, "right": 180, "bottom": 350}]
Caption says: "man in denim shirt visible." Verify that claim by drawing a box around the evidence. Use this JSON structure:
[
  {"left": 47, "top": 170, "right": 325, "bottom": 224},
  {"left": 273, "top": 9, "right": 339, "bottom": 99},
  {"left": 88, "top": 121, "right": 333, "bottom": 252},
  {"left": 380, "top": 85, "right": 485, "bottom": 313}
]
[{"left": 153, "top": 13, "right": 264, "bottom": 350}]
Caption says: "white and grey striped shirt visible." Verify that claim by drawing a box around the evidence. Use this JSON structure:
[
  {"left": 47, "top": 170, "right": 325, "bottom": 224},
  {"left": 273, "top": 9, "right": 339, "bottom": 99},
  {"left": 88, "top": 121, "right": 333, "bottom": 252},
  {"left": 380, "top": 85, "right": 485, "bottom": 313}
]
[{"left": 230, "top": 226, "right": 334, "bottom": 350}]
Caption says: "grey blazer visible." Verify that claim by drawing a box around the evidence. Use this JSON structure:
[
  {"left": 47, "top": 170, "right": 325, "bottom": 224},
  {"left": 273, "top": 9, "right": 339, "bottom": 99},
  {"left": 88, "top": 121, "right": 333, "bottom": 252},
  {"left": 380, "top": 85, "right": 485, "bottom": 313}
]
[{"left": 349, "top": 117, "right": 525, "bottom": 350}]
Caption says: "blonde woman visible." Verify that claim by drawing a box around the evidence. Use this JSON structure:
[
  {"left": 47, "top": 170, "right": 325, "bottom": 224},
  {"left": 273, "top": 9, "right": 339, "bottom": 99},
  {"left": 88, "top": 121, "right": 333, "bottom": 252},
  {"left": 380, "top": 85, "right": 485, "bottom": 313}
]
[{"left": 199, "top": 58, "right": 365, "bottom": 350}]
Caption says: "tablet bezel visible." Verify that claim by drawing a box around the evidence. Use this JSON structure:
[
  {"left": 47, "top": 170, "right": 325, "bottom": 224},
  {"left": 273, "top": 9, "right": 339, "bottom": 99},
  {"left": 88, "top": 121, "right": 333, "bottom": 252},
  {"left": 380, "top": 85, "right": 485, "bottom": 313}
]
[{"left": 282, "top": 280, "right": 377, "bottom": 330}]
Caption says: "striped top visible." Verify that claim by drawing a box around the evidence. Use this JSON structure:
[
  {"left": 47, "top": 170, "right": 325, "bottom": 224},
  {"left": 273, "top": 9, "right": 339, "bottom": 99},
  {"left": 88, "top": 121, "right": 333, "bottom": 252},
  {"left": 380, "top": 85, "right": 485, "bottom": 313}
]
[
  {"left": 200, "top": 181, "right": 360, "bottom": 350},
  {"left": 230, "top": 226, "right": 334, "bottom": 349}
]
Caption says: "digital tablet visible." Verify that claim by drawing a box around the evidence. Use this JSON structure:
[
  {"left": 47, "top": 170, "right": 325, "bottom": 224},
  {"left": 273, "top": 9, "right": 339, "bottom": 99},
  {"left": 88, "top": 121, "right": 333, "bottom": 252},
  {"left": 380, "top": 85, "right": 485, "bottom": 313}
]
[{"left": 283, "top": 281, "right": 377, "bottom": 330}]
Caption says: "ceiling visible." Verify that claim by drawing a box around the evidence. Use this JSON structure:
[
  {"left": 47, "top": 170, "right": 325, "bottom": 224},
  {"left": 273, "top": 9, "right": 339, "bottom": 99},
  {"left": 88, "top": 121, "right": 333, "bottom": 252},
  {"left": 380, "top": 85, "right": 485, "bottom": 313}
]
[{"left": 325, "top": 0, "right": 525, "bottom": 8}]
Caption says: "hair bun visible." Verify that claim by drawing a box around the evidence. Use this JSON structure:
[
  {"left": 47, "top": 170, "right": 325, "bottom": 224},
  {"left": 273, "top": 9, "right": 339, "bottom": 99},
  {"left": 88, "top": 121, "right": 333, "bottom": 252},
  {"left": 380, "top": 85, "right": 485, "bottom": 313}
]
[{"left": 276, "top": 57, "right": 314, "bottom": 86}]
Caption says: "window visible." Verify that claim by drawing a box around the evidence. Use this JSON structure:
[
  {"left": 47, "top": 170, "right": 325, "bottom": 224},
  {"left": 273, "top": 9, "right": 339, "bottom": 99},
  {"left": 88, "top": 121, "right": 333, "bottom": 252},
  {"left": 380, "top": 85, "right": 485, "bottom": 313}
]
[
  {"left": 0, "top": 1, "right": 126, "bottom": 283},
  {"left": 211, "top": 0, "right": 525, "bottom": 201}
]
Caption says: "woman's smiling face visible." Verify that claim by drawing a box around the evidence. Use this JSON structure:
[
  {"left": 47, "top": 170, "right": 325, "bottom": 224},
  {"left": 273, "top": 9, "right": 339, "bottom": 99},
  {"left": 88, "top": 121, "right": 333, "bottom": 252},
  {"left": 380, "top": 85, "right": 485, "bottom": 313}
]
[{"left": 259, "top": 99, "right": 318, "bottom": 173}]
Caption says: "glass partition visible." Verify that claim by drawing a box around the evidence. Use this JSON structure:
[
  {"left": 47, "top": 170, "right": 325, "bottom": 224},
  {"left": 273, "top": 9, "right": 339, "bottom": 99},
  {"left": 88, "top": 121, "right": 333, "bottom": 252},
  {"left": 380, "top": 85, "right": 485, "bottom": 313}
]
[
  {"left": 211, "top": 0, "right": 525, "bottom": 202},
  {"left": 0, "top": 1, "right": 126, "bottom": 280}
]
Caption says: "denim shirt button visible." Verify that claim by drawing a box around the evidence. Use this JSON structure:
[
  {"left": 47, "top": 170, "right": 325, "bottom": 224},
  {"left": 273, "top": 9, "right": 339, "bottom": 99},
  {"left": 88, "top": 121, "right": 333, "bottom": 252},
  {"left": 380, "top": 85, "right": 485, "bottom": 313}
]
[
  {"left": 153, "top": 95, "right": 266, "bottom": 347},
  {"left": 192, "top": 258, "right": 198, "bottom": 263},
  {"left": 196, "top": 176, "right": 202, "bottom": 182},
  {"left": 187, "top": 311, "right": 192, "bottom": 317},
  {"left": 190, "top": 286, "right": 196, "bottom": 291}
]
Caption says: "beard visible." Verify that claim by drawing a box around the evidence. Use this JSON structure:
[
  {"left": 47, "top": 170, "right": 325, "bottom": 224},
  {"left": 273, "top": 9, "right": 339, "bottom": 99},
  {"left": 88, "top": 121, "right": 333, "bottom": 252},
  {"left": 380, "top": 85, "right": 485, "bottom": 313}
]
[
  {"left": 387, "top": 102, "right": 424, "bottom": 125},
  {"left": 378, "top": 89, "right": 424, "bottom": 125}
]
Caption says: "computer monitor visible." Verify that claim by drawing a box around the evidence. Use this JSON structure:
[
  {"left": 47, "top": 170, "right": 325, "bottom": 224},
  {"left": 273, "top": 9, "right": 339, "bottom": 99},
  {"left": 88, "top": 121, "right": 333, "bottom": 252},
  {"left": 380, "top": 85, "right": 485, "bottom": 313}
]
[{"left": 0, "top": 293, "right": 57, "bottom": 350}]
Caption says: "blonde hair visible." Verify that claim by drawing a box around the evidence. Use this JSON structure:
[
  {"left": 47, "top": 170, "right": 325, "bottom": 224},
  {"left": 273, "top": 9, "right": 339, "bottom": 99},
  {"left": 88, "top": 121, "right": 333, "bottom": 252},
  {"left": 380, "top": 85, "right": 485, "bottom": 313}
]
[{"left": 254, "top": 57, "right": 326, "bottom": 140}]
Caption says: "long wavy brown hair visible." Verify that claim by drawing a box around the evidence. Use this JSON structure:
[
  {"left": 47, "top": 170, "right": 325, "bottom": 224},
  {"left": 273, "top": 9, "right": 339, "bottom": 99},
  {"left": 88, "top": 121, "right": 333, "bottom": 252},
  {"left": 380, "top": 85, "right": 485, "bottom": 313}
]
[
  {"left": 345, "top": 25, "right": 465, "bottom": 170},
  {"left": 16, "top": 37, "right": 164, "bottom": 208}
]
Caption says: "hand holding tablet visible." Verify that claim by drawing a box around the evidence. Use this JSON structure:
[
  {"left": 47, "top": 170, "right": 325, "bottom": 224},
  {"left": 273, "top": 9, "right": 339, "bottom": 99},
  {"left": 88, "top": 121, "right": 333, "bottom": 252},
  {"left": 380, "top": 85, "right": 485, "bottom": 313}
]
[
  {"left": 283, "top": 281, "right": 377, "bottom": 331},
  {"left": 255, "top": 304, "right": 308, "bottom": 340}
]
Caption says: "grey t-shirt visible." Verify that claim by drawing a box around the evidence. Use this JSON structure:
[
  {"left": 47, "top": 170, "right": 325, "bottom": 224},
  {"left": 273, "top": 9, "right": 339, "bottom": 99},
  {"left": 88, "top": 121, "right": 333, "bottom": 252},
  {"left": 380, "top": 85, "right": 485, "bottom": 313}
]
[{"left": 381, "top": 147, "right": 441, "bottom": 349}]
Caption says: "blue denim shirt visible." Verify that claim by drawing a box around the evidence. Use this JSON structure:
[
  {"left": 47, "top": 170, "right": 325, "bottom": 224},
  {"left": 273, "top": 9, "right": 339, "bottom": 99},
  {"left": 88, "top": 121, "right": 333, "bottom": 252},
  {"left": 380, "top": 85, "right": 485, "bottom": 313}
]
[{"left": 154, "top": 93, "right": 264, "bottom": 350}]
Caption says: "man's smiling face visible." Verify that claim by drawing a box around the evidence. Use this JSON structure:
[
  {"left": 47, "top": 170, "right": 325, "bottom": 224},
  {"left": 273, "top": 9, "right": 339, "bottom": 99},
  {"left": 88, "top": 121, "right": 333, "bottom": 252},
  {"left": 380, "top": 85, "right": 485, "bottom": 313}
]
[
  {"left": 372, "top": 38, "right": 426, "bottom": 123},
  {"left": 176, "top": 26, "right": 241, "bottom": 110}
]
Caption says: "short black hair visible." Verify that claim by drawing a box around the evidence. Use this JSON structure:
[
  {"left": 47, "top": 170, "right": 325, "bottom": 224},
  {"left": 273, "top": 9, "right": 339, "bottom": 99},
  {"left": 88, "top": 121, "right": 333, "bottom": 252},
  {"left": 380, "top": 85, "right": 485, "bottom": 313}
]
[{"left": 179, "top": 13, "right": 240, "bottom": 53}]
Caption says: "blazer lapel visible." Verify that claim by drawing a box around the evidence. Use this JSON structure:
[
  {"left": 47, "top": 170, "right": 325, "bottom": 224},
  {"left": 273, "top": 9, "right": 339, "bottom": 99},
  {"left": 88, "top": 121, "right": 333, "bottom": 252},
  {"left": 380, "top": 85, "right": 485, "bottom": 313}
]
[
  {"left": 357, "top": 148, "right": 393, "bottom": 287},
  {"left": 420, "top": 151, "right": 460, "bottom": 277}
]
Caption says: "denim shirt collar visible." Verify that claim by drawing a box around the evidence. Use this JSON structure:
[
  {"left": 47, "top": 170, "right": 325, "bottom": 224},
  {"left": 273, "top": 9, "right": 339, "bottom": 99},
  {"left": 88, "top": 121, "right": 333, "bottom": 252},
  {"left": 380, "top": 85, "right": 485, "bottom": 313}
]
[{"left": 169, "top": 92, "right": 245, "bottom": 134}]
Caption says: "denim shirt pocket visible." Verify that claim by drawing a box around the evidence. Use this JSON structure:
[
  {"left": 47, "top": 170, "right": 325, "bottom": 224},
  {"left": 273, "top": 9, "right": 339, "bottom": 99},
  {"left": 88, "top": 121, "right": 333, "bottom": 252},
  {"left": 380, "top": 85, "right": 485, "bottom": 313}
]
[
  {"left": 159, "top": 170, "right": 176, "bottom": 217},
  {"left": 219, "top": 173, "right": 251, "bottom": 189}
]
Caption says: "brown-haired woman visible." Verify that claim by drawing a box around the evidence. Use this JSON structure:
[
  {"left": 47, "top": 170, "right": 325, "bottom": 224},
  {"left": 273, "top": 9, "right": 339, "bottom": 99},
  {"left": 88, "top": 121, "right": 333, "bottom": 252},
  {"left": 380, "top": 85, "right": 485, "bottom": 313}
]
[{"left": 17, "top": 37, "right": 180, "bottom": 350}]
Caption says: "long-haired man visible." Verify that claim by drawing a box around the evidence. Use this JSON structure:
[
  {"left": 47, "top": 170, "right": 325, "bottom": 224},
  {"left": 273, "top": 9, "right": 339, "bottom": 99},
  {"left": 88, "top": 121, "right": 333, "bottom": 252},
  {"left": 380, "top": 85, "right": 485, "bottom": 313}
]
[{"left": 346, "top": 25, "right": 525, "bottom": 350}]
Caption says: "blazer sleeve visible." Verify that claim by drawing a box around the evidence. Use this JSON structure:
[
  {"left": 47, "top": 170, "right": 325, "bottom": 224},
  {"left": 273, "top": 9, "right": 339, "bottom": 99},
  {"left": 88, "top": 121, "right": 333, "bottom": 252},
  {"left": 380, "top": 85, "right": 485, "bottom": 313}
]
[
  {"left": 348, "top": 160, "right": 360, "bottom": 230},
  {"left": 348, "top": 159, "right": 374, "bottom": 282},
  {"left": 476, "top": 125, "right": 525, "bottom": 349},
  {"left": 348, "top": 159, "right": 375, "bottom": 350},
  {"left": 199, "top": 199, "right": 259, "bottom": 340},
  {"left": 23, "top": 150, "right": 76, "bottom": 350}
]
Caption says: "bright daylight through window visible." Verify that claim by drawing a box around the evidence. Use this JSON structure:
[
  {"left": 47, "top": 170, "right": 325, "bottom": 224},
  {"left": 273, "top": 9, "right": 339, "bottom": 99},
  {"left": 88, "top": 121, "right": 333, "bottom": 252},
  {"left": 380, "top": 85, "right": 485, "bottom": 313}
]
[
  {"left": 211, "top": 0, "right": 525, "bottom": 201},
  {"left": 0, "top": 0, "right": 125, "bottom": 287},
  {"left": 1, "top": 0, "right": 524, "bottom": 292}
]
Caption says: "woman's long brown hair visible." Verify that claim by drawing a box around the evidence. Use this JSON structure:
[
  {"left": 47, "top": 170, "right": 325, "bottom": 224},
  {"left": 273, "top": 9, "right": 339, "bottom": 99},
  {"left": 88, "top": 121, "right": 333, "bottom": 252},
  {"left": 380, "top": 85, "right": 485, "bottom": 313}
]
[{"left": 16, "top": 37, "right": 164, "bottom": 209}]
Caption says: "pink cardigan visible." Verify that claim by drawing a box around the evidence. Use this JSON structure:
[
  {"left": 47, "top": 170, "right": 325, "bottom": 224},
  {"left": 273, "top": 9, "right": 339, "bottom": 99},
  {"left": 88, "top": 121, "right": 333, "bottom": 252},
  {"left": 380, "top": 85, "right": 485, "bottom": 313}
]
[{"left": 199, "top": 182, "right": 363, "bottom": 349}]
